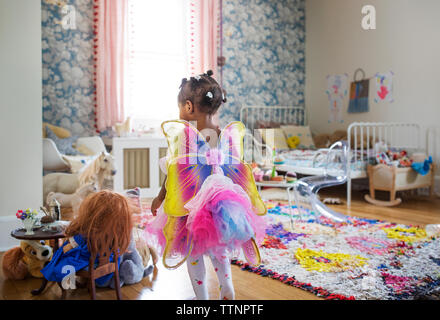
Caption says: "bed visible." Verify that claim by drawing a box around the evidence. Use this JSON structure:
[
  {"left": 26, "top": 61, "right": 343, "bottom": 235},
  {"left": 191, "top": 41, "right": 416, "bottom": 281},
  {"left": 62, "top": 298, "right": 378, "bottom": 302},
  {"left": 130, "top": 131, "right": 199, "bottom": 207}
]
[{"left": 240, "top": 106, "right": 427, "bottom": 207}]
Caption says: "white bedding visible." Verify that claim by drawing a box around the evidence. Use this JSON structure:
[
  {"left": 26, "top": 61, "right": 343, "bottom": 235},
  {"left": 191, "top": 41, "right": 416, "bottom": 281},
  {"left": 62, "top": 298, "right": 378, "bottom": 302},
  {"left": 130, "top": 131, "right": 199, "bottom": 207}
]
[{"left": 275, "top": 148, "right": 368, "bottom": 178}]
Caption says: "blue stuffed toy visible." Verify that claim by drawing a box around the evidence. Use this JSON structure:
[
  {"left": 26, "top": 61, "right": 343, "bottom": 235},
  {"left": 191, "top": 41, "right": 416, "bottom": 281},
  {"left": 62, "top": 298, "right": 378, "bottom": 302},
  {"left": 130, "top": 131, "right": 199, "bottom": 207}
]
[
  {"left": 411, "top": 156, "right": 432, "bottom": 176},
  {"left": 97, "top": 238, "right": 154, "bottom": 288}
]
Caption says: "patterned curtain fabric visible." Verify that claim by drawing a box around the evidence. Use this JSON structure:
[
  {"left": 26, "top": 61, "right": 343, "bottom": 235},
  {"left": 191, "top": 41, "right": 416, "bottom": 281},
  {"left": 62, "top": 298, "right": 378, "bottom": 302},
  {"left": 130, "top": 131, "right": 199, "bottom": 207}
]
[
  {"left": 94, "top": 0, "right": 128, "bottom": 132},
  {"left": 187, "top": 0, "right": 221, "bottom": 81}
]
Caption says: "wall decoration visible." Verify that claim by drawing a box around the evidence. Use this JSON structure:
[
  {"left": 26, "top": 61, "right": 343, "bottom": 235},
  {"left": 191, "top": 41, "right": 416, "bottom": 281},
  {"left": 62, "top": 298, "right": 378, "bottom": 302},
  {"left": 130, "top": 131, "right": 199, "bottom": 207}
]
[
  {"left": 326, "top": 74, "right": 348, "bottom": 123},
  {"left": 348, "top": 69, "right": 370, "bottom": 113},
  {"left": 374, "top": 71, "right": 394, "bottom": 103},
  {"left": 219, "top": 0, "right": 306, "bottom": 126}
]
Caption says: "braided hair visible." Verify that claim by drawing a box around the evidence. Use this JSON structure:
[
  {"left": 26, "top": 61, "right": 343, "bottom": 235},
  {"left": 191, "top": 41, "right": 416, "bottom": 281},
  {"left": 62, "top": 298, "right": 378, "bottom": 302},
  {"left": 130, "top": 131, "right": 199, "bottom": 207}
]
[{"left": 178, "top": 70, "right": 227, "bottom": 115}]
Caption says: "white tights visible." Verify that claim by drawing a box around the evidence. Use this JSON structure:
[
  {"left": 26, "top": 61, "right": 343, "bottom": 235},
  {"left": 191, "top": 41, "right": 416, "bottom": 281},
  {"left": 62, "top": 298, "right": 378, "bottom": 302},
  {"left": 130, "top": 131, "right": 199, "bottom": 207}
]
[{"left": 186, "top": 253, "right": 235, "bottom": 300}]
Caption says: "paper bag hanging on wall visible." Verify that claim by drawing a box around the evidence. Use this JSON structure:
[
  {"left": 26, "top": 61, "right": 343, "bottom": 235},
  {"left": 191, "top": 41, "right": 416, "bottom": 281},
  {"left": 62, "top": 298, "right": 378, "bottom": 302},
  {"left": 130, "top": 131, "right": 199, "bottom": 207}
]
[
  {"left": 374, "top": 71, "right": 394, "bottom": 103},
  {"left": 348, "top": 79, "right": 370, "bottom": 113},
  {"left": 348, "top": 68, "right": 369, "bottom": 113},
  {"left": 326, "top": 74, "right": 348, "bottom": 123}
]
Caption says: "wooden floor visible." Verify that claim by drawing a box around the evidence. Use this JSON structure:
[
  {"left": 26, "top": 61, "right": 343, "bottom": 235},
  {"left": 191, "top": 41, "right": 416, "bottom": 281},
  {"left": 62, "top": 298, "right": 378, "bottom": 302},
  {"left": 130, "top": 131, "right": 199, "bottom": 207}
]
[{"left": 1, "top": 187, "right": 439, "bottom": 300}]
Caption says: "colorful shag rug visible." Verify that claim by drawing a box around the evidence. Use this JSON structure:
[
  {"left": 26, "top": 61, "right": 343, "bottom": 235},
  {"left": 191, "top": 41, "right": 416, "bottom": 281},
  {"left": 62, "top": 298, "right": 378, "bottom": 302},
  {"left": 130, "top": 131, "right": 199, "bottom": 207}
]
[{"left": 232, "top": 202, "right": 440, "bottom": 300}]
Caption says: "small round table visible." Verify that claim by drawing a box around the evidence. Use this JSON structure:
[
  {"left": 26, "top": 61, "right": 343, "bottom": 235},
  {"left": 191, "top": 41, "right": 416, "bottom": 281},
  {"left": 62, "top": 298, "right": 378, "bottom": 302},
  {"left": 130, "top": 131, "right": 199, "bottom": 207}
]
[
  {"left": 256, "top": 181, "right": 296, "bottom": 210},
  {"left": 11, "top": 225, "right": 67, "bottom": 295},
  {"left": 256, "top": 181, "right": 298, "bottom": 227}
]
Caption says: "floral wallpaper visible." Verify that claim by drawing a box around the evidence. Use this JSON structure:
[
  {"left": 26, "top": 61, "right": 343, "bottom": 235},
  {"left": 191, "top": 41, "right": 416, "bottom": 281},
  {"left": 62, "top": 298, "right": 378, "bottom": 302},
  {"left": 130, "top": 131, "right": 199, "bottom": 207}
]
[
  {"left": 41, "top": 0, "right": 97, "bottom": 136},
  {"left": 41, "top": 0, "right": 305, "bottom": 136},
  {"left": 219, "top": 0, "right": 306, "bottom": 126}
]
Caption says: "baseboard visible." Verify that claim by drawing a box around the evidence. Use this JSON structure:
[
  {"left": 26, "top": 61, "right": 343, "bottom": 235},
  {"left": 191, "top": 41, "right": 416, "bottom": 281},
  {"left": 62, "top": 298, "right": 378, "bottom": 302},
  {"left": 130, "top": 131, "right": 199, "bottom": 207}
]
[{"left": 0, "top": 216, "right": 22, "bottom": 252}]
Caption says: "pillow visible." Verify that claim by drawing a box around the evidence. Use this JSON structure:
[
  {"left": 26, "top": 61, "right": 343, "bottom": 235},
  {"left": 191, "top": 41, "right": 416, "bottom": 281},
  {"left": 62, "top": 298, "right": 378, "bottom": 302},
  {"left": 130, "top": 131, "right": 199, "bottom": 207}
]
[
  {"left": 42, "top": 122, "right": 71, "bottom": 139},
  {"left": 256, "top": 128, "right": 289, "bottom": 150},
  {"left": 74, "top": 144, "right": 95, "bottom": 156},
  {"left": 281, "top": 125, "right": 315, "bottom": 149},
  {"left": 46, "top": 126, "right": 80, "bottom": 155}
]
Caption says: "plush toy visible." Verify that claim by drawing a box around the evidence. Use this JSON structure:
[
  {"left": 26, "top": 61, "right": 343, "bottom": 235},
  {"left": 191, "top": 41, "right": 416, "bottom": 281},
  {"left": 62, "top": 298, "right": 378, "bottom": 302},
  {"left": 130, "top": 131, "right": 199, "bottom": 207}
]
[
  {"left": 329, "top": 130, "right": 348, "bottom": 145},
  {"left": 313, "top": 133, "right": 331, "bottom": 148},
  {"left": 2, "top": 240, "right": 53, "bottom": 280},
  {"left": 97, "top": 238, "right": 157, "bottom": 288},
  {"left": 376, "top": 152, "right": 391, "bottom": 165},
  {"left": 252, "top": 166, "right": 264, "bottom": 182},
  {"left": 287, "top": 136, "right": 301, "bottom": 149},
  {"left": 136, "top": 236, "right": 158, "bottom": 271},
  {"left": 381, "top": 149, "right": 413, "bottom": 168}
]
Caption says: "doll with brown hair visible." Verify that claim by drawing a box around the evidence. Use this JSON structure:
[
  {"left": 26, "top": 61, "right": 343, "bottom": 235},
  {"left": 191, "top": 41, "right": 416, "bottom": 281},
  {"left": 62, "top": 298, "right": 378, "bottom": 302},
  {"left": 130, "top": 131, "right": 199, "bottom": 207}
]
[{"left": 41, "top": 190, "right": 133, "bottom": 286}]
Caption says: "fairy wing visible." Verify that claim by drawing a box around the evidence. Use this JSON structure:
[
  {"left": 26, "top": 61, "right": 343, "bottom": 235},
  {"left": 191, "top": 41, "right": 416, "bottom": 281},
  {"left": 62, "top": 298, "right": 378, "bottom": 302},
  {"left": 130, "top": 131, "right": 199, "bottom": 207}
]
[
  {"left": 161, "top": 120, "right": 212, "bottom": 217},
  {"left": 221, "top": 157, "right": 265, "bottom": 267},
  {"left": 161, "top": 216, "right": 193, "bottom": 269},
  {"left": 162, "top": 120, "right": 206, "bottom": 159},
  {"left": 218, "top": 121, "right": 246, "bottom": 160},
  {"left": 219, "top": 122, "right": 267, "bottom": 216},
  {"left": 219, "top": 122, "right": 266, "bottom": 267},
  {"left": 160, "top": 120, "right": 212, "bottom": 268}
]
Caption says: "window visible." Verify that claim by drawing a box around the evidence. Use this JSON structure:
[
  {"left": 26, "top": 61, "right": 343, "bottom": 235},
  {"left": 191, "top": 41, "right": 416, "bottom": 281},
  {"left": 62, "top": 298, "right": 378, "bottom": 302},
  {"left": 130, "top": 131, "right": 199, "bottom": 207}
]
[{"left": 126, "top": 0, "right": 187, "bottom": 130}]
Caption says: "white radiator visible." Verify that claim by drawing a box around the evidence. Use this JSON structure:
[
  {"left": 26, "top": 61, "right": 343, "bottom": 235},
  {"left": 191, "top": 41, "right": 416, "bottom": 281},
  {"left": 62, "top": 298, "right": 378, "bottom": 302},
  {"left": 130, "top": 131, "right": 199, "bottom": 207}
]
[{"left": 113, "top": 136, "right": 168, "bottom": 198}]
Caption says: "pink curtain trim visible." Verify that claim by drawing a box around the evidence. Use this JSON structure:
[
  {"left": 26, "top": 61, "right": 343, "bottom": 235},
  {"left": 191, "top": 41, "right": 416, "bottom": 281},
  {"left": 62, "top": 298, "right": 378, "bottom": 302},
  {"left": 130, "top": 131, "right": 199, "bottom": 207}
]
[
  {"left": 189, "top": 0, "right": 220, "bottom": 81},
  {"left": 94, "top": 0, "right": 128, "bottom": 132}
]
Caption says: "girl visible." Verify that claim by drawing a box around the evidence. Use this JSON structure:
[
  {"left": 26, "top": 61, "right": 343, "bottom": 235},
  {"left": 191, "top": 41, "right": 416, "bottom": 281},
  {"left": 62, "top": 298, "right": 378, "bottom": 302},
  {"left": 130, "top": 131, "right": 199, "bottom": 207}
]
[
  {"left": 147, "top": 70, "right": 266, "bottom": 300},
  {"left": 41, "top": 190, "right": 133, "bottom": 287}
]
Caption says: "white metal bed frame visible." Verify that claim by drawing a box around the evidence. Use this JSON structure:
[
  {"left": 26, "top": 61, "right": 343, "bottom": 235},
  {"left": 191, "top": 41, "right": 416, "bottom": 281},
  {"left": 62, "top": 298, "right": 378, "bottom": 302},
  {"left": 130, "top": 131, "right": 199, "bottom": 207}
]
[
  {"left": 240, "top": 106, "right": 423, "bottom": 207},
  {"left": 346, "top": 122, "right": 421, "bottom": 206},
  {"left": 240, "top": 106, "right": 306, "bottom": 164},
  {"left": 240, "top": 106, "right": 307, "bottom": 131}
]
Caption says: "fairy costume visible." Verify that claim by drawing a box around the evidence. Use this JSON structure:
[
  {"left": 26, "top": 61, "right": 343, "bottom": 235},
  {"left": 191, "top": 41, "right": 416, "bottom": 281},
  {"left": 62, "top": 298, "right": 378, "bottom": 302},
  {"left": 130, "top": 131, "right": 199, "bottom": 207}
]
[{"left": 146, "top": 120, "right": 267, "bottom": 269}]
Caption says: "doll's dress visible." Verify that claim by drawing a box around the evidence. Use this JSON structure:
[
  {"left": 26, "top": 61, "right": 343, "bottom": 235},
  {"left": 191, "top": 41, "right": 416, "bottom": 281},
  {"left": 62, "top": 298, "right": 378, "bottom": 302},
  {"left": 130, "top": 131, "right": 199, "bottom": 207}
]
[
  {"left": 145, "top": 120, "right": 267, "bottom": 269},
  {"left": 41, "top": 234, "right": 120, "bottom": 286}
]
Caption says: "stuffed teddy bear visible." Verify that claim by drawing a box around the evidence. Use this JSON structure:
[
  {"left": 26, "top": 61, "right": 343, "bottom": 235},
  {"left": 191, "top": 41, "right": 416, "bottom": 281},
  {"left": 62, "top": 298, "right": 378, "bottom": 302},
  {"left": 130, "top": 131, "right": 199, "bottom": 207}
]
[
  {"left": 2, "top": 240, "right": 53, "bottom": 280},
  {"left": 97, "top": 238, "right": 157, "bottom": 288},
  {"left": 329, "top": 130, "right": 348, "bottom": 145},
  {"left": 313, "top": 133, "right": 331, "bottom": 148}
]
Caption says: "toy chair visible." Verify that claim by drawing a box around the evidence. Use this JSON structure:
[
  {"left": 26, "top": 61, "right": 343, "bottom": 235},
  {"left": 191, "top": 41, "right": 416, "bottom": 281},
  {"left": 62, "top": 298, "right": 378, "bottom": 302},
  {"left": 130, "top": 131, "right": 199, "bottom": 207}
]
[{"left": 58, "top": 241, "right": 122, "bottom": 300}]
